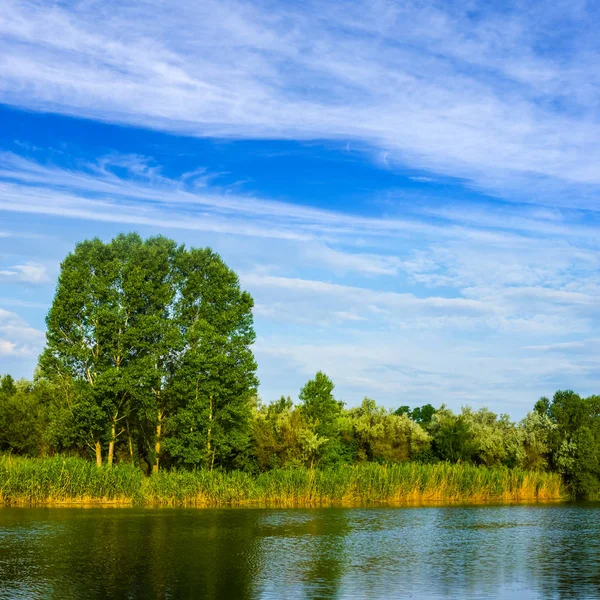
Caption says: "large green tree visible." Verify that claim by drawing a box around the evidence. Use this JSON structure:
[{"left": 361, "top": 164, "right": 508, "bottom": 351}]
[
  {"left": 163, "top": 247, "right": 258, "bottom": 470},
  {"left": 39, "top": 233, "right": 257, "bottom": 470},
  {"left": 541, "top": 390, "right": 600, "bottom": 498}
]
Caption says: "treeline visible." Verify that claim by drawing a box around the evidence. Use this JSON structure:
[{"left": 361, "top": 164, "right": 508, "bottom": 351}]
[
  {"left": 0, "top": 233, "right": 598, "bottom": 499},
  {"left": 0, "top": 372, "right": 598, "bottom": 498}
]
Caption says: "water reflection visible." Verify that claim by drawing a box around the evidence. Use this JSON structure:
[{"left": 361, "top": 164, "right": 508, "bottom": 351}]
[{"left": 0, "top": 504, "right": 599, "bottom": 599}]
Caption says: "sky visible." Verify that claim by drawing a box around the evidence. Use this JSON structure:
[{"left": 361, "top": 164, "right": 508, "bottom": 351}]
[{"left": 0, "top": 0, "right": 599, "bottom": 418}]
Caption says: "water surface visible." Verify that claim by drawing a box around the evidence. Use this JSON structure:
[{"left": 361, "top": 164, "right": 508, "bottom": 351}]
[{"left": 1, "top": 504, "right": 599, "bottom": 599}]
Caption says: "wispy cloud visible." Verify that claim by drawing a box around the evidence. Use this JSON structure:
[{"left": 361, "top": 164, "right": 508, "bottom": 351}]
[
  {"left": 0, "top": 308, "right": 45, "bottom": 356},
  {"left": 0, "top": 262, "right": 50, "bottom": 284},
  {"left": 3, "top": 1, "right": 600, "bottom": 203},
  {"left": 242, "top": 273, "right": 494, "bottom": 318},
  {"left": 1, "top": 151, "right": 598, "bottom": 246}
]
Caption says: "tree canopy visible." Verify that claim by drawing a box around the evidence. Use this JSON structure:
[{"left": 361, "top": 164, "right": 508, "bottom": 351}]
[{"left": 38, "top": 233, "right": 257, "bottom": 470}]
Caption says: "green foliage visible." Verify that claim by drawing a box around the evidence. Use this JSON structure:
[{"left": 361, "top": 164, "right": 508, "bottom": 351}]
[
  {"left": 0, "top": 378, "right": 47, "bottom": 455},
  {"left": 460, "top": 407, "right": 522, "bottom": 467},
  {"left": 395, "top": 403, "right": 436, "bottom": 426},
  {"left": 163, "top": 247, "right": 258, "bottom": 470},
  {"left": 39, "top": 233, "right": 179, "bottom": 464},
  {"left": 519, "top": 410, "right": 554, "bottom": 471},
  {"left": 3, "top": 362, "right": 597, "bottom": 503},
  {"left": 347, "top": 398, "right": 430, "bottom": 463},
  {"left": 543, "top": 390, "right": 600, "bottom": 498},
  {"left": 38, "top": 233, "right": 258, "bottom": 471},
  {"left": 298, "top": 372, "right": 345, "bottom": 466},
  {"left": 0, "top": 374, "right": 17, "bottom": 397},
  {"left": 429, "top": 407, "right": 477, "bottom": 463},
  {"left": 299, "top": 371, "right": 343, "bottom": 426}
]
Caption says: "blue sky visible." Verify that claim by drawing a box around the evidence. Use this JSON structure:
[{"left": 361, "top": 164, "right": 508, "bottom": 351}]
[{"left": 0, "top": 0, "right": 599, "bottom": 418}]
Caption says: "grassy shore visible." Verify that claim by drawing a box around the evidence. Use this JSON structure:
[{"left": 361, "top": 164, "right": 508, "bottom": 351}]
[{"left": 0, "top": 455, "right": 565, "bottom": 507}]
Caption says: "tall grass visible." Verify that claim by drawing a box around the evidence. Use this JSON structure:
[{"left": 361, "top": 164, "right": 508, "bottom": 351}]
[
  {"left": 0, "top": 455, "right": 143, "bottom": 505},
  {"left": 0, "top": 455, "right": 565, "bottom": 507}
]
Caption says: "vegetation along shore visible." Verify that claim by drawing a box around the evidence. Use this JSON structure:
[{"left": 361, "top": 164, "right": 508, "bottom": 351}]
[
  {"left": 0, "top": 233, "right": 598, "bottom": 505},
  {"left": 0, "top": 457, "right": 563, "bottom": 507}
]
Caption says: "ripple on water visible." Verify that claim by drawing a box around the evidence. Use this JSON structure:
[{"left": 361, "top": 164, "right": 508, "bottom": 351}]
[{"left": 0, "top": 504, "right": 599, "bottom": 599}]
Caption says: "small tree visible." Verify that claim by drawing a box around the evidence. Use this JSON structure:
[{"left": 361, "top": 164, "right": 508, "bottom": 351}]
[
  {"left": 0, "top": 374, "right": 17, "bottom": 398},
  {"left": 298, "top": 372, "right": 345, "bottom": 466},
  {"left": 299, "top": 372, "right": 342, "bottom": 424}
]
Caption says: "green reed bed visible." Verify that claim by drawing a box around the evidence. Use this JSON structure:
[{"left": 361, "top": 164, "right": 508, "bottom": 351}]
[
  {"left": 0, "top": 455, "right": 143, "bottom": 505},
  {"left": 0, "top": 456, "right": 565, "bottom": 507}
]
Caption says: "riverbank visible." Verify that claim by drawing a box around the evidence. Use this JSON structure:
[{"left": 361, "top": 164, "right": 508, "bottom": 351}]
[{"left": 0, "top": 456, "right": 565, "bottom": 507}]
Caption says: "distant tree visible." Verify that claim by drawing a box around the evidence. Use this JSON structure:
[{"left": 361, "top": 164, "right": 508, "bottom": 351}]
[
  {"left": 350, "top": 398, "right": 430, "bottom": 462},
  {"left": 298, "top": 372, "right": 346, "bottom": 466},
  {"left": 429, "top": 407, "right": 477, "bottom": 463},
  {"left": 411, "top": 404, "right": 436, "bottom": 426},
  {"left": 534, "top": 396, "right": 550, "bottom": 417},
  {"left": 393, "top": 404, "right": 436, "bottom": 426},
  {"left": 461, "top": 407, "right": 528, "bottom": 467},
  {"left": 550, "top": 390, "right": 589, "bottom": 433},
  {"left": 519, "top": 410, "right": 555, "bottom": 471},
  {"left": 0, "top": 376, "right": 51, "bottom": 455},
  {"left": 0, "top": 374, "right": 17, "bottom": 398},
  {"left": 270, "top": 395, "right": 294, "bottom": 415},
  {"left": 299, "top": 372, "right": 341, "bottom": 424}
]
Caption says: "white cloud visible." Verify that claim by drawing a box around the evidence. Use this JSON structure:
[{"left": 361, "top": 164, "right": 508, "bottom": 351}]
[
  {"left": 0, "top": 262, "right": 50, "bottom": 284},
  {"left": 2, "top": 151, "right": 598, "bottom": 251},
  {"left": 0, "top": 152, "right": 440, "bottom": 243},
  {"left": 242, "top": 273, "right": 494, "bottom": 317},
  {"left": 244, "top": 264, "right": 600, "bottom": 413},
  {"left": 255, "top": 332, "right": 600, "bottom": 414},
  {"left": 0, "top": 308, "right": 45, "bottom": 356},
  {"left": 525, "top": 341, "right": 595, "bottom": 353},
  {"left": 301, "top": 244, "right": 402, "bottom": 276},
  {"left": 2, "top": 1, "right": 600, "bottom": 203}
]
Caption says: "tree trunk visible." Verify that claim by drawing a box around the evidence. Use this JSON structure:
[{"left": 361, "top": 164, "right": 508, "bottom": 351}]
[
  {"left": 152, "top": 412, "right": 163, "bottom": 473},
  {"left": 207, "top": 395, "right": 214, "bottom": 470},
  {"left": 127, "top": 421, "right": 134, "bottom": 462},
  {"left": 107, "top": 416, "right": 116, "bottom": 467},
  {"left": 95, "top": 441, "right": 102, "bottom": 467}
]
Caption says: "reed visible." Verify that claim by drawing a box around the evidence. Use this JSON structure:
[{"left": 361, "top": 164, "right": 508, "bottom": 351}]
[
  {"left": 0, "top": 455, "right": 565, "bottom": 507},
  {"left": 0, "top": 455, "right": 143, "bottom": 505}
]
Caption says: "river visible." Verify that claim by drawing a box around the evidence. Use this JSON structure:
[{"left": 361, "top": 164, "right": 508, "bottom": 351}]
[{"left": 1, "top": 504, "right": 599, "bottom": 599}]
